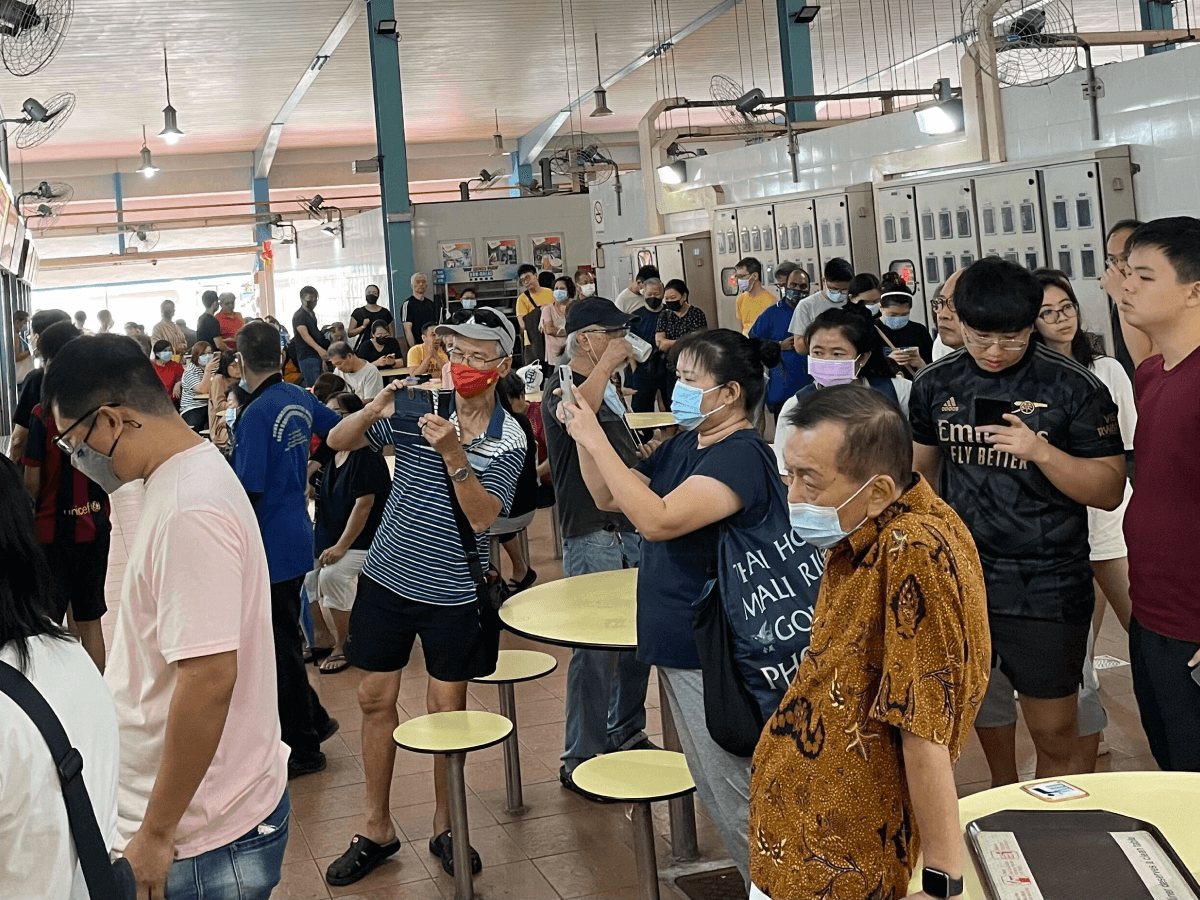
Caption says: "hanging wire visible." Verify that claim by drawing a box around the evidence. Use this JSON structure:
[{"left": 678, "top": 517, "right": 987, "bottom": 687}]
[
  {"left": 907, "top": 0, "right": 919, "bottom": 98},
  {"left": 745, "top": 0, "right": 757, "bottom": 88},
  {"left": 567, "top": 0, "right": 583, "bottom": 131},
  {"left": 665, "top": 0, "right": 691, "bottom": 133},
  {"left": 835, "top": 0, "right": 852, "bottom": 113},
  {"left": 758, "top": 0, "right": 773, "bottom": 96},
  {"left": 816, "top": 0, "right": 828, "bottom": 116},
  {"left": 930, "top": 0, "right": 944, "bottom": 85},
  {"left": 734, "top": 0, "right": 747, "bottom": 88},
  {"left": 557, "top": 0, "right": 574, "bottom": 137},
  {"left": 867, "top": 0, "right": 884, "bottom": 92}
]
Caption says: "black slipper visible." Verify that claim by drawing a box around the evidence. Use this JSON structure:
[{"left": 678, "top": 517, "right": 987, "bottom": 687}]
[
  {"left": 325, "top": 834, "right": 401, "bottom": 887},
  {"left": 428, "top": 830, "right": 482, "bottom": 876},
  {"left": 319, "top": 653, "right": 350, "bottom": 674},
  {"left": 508, "top": 568, "right": 538, "bottom": 593},
  {"left": 304, "top": 645, "right": 334, "bottom": 665}
]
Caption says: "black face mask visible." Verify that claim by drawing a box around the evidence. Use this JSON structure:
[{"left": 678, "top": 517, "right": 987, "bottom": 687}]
[
  {"left": 664, "top": 300, "right": 683, "bottom": 312},
  {"left": 366, "top": 293, "right": 379, "bottom": 303},
  {"left": 645, "top": 296, "right": 664, "bottom": 310},
  {"left": 784, "top": 287, "right": 809, "bottom": 305}
]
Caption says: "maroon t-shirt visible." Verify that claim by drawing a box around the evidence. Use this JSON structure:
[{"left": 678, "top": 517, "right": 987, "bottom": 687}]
[
  {"left": 21, "top": 403, "right": 111, "bottom": 545},
  {"left": 1124, "top": 347, "right": 1200, "bottom": 642}
]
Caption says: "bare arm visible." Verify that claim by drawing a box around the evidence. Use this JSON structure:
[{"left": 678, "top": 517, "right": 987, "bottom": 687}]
[
  {"left": 655, "top": 330, "right": 677, "bottom": 352},
  {"left": 901, "top": 731, "right": 963, "bottom": 898},
  {"left": 321, "top": 494, "right": 374, "bottom": 563},
  {"left": 23, "top": 462, "right": 39, "bottom": 500},
  {"left": 403, "top": 321, "right": 416, "bottom": 348},
  {"left": 440, "top": 444, "right": 502, "bottom": 533},
  {"left": 7, "top": 425, "right": 28, "bottom": 464},
  {"left": 14, "top": 336, "right": 29, "bottom": 362},
  {"left": 328, "top": 382, "right": 397, "bottom": 452},
  {"left": 347, "top": 314, "right": 366, "bottom": 337},
  {"left": 198, "top": 359, "right": 218, "bottom": 395},
  {"left": 913, "top": 443, "right": 940, "bottom": 495}
]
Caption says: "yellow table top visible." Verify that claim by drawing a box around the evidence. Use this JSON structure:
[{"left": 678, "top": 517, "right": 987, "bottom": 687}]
[
  {"left": 193, "top": 393, "right": 209, "bottom": 400},
  {"left": 572, "top": 749, "right": 695, "bottom": 803},
  {"left": 470, "top": 649, "right": 558, "bottom": 684},
  {"left": 499, "top": 568, "right": 637, "bottom": 650},
  {"left": 526, "top": 391, "right": 543, "bottom": 404},
  {"left": 908, "top": 771, "right": 1200, "bottom": 898},
  {"left": 625, "top": 412, "right": 677, "bottom": 429},
  {"left": 393, "top": 710, "right": 512, "bottom": 755},
  {"left": 376, "top": 366, "right": 410, "bottom": 377}
]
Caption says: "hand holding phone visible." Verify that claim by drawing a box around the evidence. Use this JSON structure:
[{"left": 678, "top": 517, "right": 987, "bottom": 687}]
[
  {"left": 974, "top": 397, "right": 1015, "bottom": 428},
  {"left": 558, "top": 364, "right": 575, "bottom": 425}
]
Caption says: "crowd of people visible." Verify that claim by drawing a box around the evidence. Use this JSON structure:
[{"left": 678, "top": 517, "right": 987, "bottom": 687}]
[{"left": 3, "top": 216, "right": 1199, "bottom": 900}]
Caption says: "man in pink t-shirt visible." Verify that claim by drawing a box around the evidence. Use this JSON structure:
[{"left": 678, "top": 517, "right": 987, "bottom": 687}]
[{"left": 44, "top": 334, "right": 290, "bottom": 898}]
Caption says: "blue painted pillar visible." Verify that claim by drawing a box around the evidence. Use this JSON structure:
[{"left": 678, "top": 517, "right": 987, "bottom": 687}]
[
  {"left": 252, "top": 174, "right": 271, "bottom": 271},
  {"left": 777, "top": 1, "right": 817, "bottom": 122},
  {"left": 113, "top": 172, "right": 125, "bottom": 255},
  {"left": 507, "top": 151, "right": 532, "bottom": 198},
  {"left": 366, "top": 0, "right": 414, "bottom": 314},
  {"left": 1140, "top": 0, "right": 1176, "bottom": 54}
]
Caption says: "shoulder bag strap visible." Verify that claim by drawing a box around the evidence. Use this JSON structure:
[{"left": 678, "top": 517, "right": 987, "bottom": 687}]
[
  {"left": 439, "top": 463, "right": 488, "bottom": 587},
  {"left": 0, "top": 660, "right": 120, "bottom": 900}
]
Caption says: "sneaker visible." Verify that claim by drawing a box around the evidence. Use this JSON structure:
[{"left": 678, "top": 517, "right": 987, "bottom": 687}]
[
  {"left": 288, "top": 749, "right": 327, "bottom": 780},
  {"left": 626, "top": 737, "right": 661, "bottom": 752},
  {"left": 559, "top": 765, "right": 612, "bottom": 803}
]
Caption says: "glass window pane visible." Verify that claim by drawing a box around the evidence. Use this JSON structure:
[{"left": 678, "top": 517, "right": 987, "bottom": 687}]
[
  {"left": 1025, "top": 252, "right": 1040, "bottom": 270},
  {"left": 807, "top": 262, "right": 817, "bottom": 280},
  {"left": 740, "top": 228, "right": 750, "bottom": 252},
  {"left": 1058, "top": 250, "right": 1074, "bottom": 277},
  {"left": 802, "top": 223, "right": 814, "bottom": 248},
  {"left": 921, "top": 212, "right": 935, "bottom": 241},
  {"left": 834, "top": 221, "right": 846, "bottom": 245},
  {"left": 717, "top": 232, "right": 726, "bottom": 254},
  {"left": 777, "top": 226, "right": 788, "bottom": 251},
  {"left": 925, "top": 256, "right": 940, "bottom": 283},
  {"left": 961, "top": 253, "right": 974, "bottom": 269},
  {"left": 1081, "top": 249, "right": 1097, "bottom": 278},
  {"left": 943, "top": 255, "right": 957, "bottom": 279},
  {"left": 1021, "top": 203, "right": 1037, "bottom": 233},
  {"left": 1076, "top": 198, "right": 1093, "bottom": 229},
  {"left": 1004, "top": 252, "right": 1020, "bottom": 264},
  {"left": 889, "top": 260, "right": 916, "bottom": 286},
  {"left": 939, "top": 212, "right": 953, "bottom": 239},
  {"left": 956, "top": 209, "right": 972, "bottom": 238},
  {"left": 1001, "top": 206, "right": 1016, "bottom": 234},
  {"left": 900, "top": 216, "right": 912, "bottom": 241},
  {"left": 727, "top": 230, "right": 736, "bottom": 253},
  {"left": 790, "top": 224, "right": 801, "bottom": 248},
  {"left": 884, "top": 216, "right": 897, "bottom": 243},
  {"left": 763, "top": 226, "right": 773, "bottom": 251},
  {"left": 1053, "top": 200, "right": 1069, "bottom": 230},
  {"left": 751, "top": 228, "right": 762, "bottom": 251},
  {"left": 721, "top": 267, "right": 739, "bottom": 296},
  {"left": 983, "top": 207, "right": 996, "bottom": 235},
  {"left": 820, "top": 221, "right": 833, "bottom": 247}
]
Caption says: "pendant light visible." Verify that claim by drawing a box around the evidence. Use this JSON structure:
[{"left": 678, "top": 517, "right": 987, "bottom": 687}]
[
  {"left": 489, "top": 109, "right": 505, "bottom": 156},
  {"left": 158, "top": 46, "right": 184, "bottom": 144},
  {"left": 136, "top": 125, "right": 159, "bottom": 177},
  {"left": 589, "top": 33, "right": 613, "bottom": 118}
]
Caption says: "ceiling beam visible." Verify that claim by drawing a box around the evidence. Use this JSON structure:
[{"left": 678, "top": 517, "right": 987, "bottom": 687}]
[
  {"left": 516, "top": 0, "right": 740, "bottom": 165},
  {"left": 253, "top": 0, "right": 366, "bottom": 179}
]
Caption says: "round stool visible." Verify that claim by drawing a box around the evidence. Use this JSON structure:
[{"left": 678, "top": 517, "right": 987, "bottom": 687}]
[
  {"left": 470, "top": 650, "right": 558, "bottom": 815},
  {"left": 394, "top": 711, "right": 512, "bottom": 900},
  {"left": 571, "top": 749, "right": 696, "bottom": 900}
]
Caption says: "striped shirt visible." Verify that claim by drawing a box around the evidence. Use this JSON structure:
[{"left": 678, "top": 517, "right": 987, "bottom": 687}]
[
  {"left": 180, "top": 364, "right": 207, "bottom": 414},
  {"left": 362, "top": 402, "right": 526, "bottom": 605}
]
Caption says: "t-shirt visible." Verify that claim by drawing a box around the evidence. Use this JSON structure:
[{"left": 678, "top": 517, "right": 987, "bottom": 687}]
[
  {"left": 931, "top": 334, "right": 954, "bottom": 360},
  {"left": 232, "top": 378, "right": 341, "bottom": 582},
  {"left": 735, "top": 290, "right": 775, "bottom": 336},
  {"left": 787, "top": 289, "right": 843, "bottom": 337},
  {"left": 515, "top": 286, "right": 555, "bottom": 320},
  {"left": 749, "top": 299, "right": 812, "bottom": 408},
  {"left": 875, "top": 317, "right": 935, "bottom": 365},
  {"left": 0, "top": 636, "right": 120, "bottom": 900},
  {"left": 340, "top": 362, "right": 384, "bottom": 400},
  {"left": 910, "top": 344, "right": 1124, "bottom": 622},
  {"left": 359, "top": 336, "right": 402, "bottom": 364},
  {"left": 1125, "top": 346, "right": 1200, "bottom": 642},
  {"left": 363, "top": 401, "right": 525, "bottom": 604},
  {"left": 108, "top": 441, "right": 287, "bottom": 859},
  {"left": 634, "top": 428, "right": 780, "bottom": 668},
  {"left": 1091, "top": 355, "right": 1136, "bottom": 452},
  {"left": 13, "top": 369, "right": 43, "bottom": 429},
  {"left": 504, "top": 412, "right": 540, "bottom": 523},
  {"left": 180, "top": 363, "right": 207, "bottom": 415},
  {"left": 196, "top": 312, "right": 221, "bottom": 348},
  {"left": 543, "top": 367, "right": 638, "bottom": 539},
  {"left": 22, "top": 403, "right": 112, "bottom": 545},
  {"left": 152, "top": 360, "right": 184, "bottom": 404},
  {"left": 351, "top": 305, "right": 394, "bottom": 351},
  {"left": 215, "top": 311, "right": 244, "bottom": 343},
  {"left": 402, "top": 296, "right": 440, "bottom": 340},
  {"left": 407, "top": 344, "right": 449, "bottom": 371},
  {"left": 615, "top": 288, "right": 643, "bottom": 315},
  {"left": 151, "top": 319, "right": 188, "bottom": 352},
  {"left": 314, "top": 448, "right": 391, "bottom": 555},
  {"left": 658, "top": 306, "right": 708, "bottom": 372},
  {"left": 291, "top": 306, "right": 327, "bottom": 361},
  {"left": 540, "top": 302, "right": 568, "bottom": 362},
  {"left": 528, "top": 399, "right": 551, "bottom": 485}
]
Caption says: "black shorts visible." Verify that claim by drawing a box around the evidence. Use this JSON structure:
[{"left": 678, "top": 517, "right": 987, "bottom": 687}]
[
  {"left": 989, "top": 613, "right": 1090, "bottom": 699},
  {"left": 43, "top": 536, "right": 110, "bottom": 623},
  {"left": 343, "top": 574, "right": 498, "bottom": 682}
]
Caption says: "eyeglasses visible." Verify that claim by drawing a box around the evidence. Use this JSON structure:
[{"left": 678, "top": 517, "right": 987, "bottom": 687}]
[
  {"left": 449, "top": 349, "right": 505, "bottom": 368},
  {"left": 961, "top": 328, "right": 1028, "bottom": 352},
  {"left": 54, "top": 402, "right": 121, "bottom": 455},
  {"left": 930, "top": 296, "right": 956, "bottom": 313},
  {"left": 1104, "top": 254, "right": 1130, "bottom": 272},
  {"left": 1037, "top": 304, "right": 1078, "bottom": 324}
]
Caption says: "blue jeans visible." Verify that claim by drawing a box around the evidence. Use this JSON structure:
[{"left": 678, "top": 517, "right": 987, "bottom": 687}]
[
  {"left": 297, "top": 355, "right": 323, "bottom": 387},
  {"left": 165, "top": 790, "right": 290, "bottom": 899},
  {"left": 561, "top": 530, "right": 651, "bottom": 772}
]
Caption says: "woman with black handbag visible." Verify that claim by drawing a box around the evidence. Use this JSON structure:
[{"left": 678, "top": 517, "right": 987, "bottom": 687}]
[{"left": 560, "top": 328, "right": 825, "bottom": 887}]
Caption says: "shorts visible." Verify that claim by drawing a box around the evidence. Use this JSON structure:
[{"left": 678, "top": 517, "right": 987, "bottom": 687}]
[
  {"left": 1087, "top": 479, "right": 1132, "bottom": 561},
  {"left": 343, "top": 574, "right": 497, "bottom": 682},
  {"left": 988, "top": 613, "right": 1090, "bottom": 700},
  {"left": 43, "top": 536, "right": 110, "bottom": 623},
  {"left": 303, "top": 550, "right": 368, "bottom": 612},
  {"left": 975, "top": 629, "right": 1107, "bottom": 734}
]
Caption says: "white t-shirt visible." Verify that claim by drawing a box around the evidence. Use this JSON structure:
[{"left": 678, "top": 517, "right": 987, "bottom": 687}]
[
  {"left": 931, "top": 334, "right": 955, "bottom": 360},
  {"left": 342, "top": 361, "right": 384, "bottom": 400},
  {"left": 787, "top": 289, "right": 843, "bottom": 337},
  {"left": 108, "top": 441, "right": 287, "bottom": 859},
  {"left": 1091, "top": 355, "right": 1136, "bottom": 451},
  {"left": 615, "top": 288, "right": 644, "bottom": 314},
  {"left": 0, "top": 636, "right": 119, "bottom": 900}
]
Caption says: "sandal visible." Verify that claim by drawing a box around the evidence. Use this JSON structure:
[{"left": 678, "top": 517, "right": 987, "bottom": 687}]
[
  {"left": 325, "top": 834, "right": 401, "bottom": 887},
  {"left": 303, "top": 645, "right": 334, "bottom": 665},
  {"left": 319, "top": 653, "right": 350, "bottom": 675},
  {"left": 428, "top": 830, "right": 482, "bottom": 876},
  {"left": 507, "top": 568, "right": 538, "bottom": 593}
]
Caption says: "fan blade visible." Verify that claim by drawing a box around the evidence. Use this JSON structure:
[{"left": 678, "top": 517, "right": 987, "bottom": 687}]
[{"left": 0, "top": 0, "right": 73, "bottom": 77}]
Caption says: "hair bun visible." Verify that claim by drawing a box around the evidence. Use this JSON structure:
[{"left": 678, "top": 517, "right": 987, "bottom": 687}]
[{"left": 749, "top": 335, "right": 783, "bottom": 370}]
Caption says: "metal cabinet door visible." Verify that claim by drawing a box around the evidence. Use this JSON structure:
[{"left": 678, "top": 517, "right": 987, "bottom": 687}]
[
  {"left": 1039, "top": 162, "right": 1112, "bottom": 351},
  {"left": 735, "top": 203, "right": 777, "bottom": 284},
  {"left": 772, "top": 197, "right": 820, "bottom": 285},
  {"left": 713, "top": 207, "right": 741, "bottom": 299},
  {"left": 655, "top": 242, "right": 686, "bottom": 284},
  {"left": 875, "top": 186, "right": 927, "bottom": 322},
  {"left": 913, "top": 178, "right": 980, "bottom": 307},
  {"left": 974, "top": 170, "right": 1046, "bottom": 272},
  {"left": 814, "top": 193, "right": 852, "bottom": 273}
]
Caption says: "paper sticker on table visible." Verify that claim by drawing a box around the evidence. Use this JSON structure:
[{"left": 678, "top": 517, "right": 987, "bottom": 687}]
[
  {"left": 1111, "top": 831, "right": 1199, "bottom": 900},
  {"left": 975, "top": 831, "right": 1044, "bottom": 900}
]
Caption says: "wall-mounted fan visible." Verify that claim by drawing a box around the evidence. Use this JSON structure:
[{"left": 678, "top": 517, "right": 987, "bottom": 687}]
[
  {"left": 17, "top": 178, "right": 71, "bottom": 231},
  {"left": 710, "top": 75, "right": 777, "bottom": 142},
  {"left": 545, "top": 130, "right": 617, "bottom": 185},
  {"left": 125, "top": 223, "right": 160, "bottom": 253},
  {"left": 2, "top": 92, "right": 75, "bottom": 149},
  {"left": 962, "top": 0, "right": 1081, "bottom": 85},
  {"left": 0, "top": 0, "right": 74, "bottom": 76}
]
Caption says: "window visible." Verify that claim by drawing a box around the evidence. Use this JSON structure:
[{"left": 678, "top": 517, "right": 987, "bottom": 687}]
[
  {"left": 763, "top": 226, "right": 773, "bottom": 251},
  {"left": 983, "top": 207, "right": 996, "bottom": 235},
  {"left": 1053, "top": 200, "right": 1069, "bottom": 230},
  {"left": 751, "top": 227, "right": 762, "bottom": 252},
  {"left": 1076, "top": 198, "right": 1093, "bottom": 229},
  {"left": 1058, "top": 250, "right": 1074, "bottom": 278},
  {"left": 921, "top": 212, "right": 935, "bottom": 241},
  {"left": 943, "top": 255, "right": 957, "bottom": 280},
  {"left": 889, "top": 260, "right": 916, "bottom": 286},
  {"left": 956, "top": 209, "right": 972, "bottom": 238},
  {"left": 820, "top": 221, "right": 833, "bottom": 247},
  {"left": 1025, "top": 252, "right": 1040, "bottom": 270},
  {"left": 884, "top": 216, "right": 897, "bottom": 243},
  {"left": 1020, "top": 202, "right": 1037, "bottom": 233},
  {"left": 1004, "top": 252, "right": 1020, "bottom": 264},
  {"left": 802, "top": 223, "right": 814, "bottom": 248},
  {"left": 777, "top": 226, "right": 789, "bottom": 251},
  {"left": 717, "top": 232, "right": 726, "bottom": 254},
  {"left": 939, "top": 211, "right": 953, "bottom": 239},
  {"left": 740, "top": 229, "right": 750, "bottom": 252},
  {"left": 727, "top": 230, "right": 736, "bottom": 253},
  {"left": 925, "top": 256, "right": 940, "bottom": 283},
  {"left": 900, "top": 216, "right": 912, "bottom": 241},
  {"left": 1001, "top": 206, "right": 1015, "bottom": 234},
  {"left": 807, "top": 262, "right": 817, "bottom": 281},
  {"left": 720, "top": 267, "right": 739, "bottom": 296},
  {"left": 834, "top": 221, "right": 846, "bottom": 245},
  {"left": 790, "top": 224, "right": 801, "bottom": 248},
  {"left": 961, "top": 252, "right": 974, "bottom": 269},
  {"left": 1080, "top": 248, "right": 1097, "bottom": 279}
]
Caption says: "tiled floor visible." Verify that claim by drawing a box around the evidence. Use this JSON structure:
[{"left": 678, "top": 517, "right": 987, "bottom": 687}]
[{"left": 101, "top": 484, "right": 1156, "bottom": 900}]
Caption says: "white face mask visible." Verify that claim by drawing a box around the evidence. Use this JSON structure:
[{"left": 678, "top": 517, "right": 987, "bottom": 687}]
[
  {"left": 580, "top": 283, "right": 596, "bottom": 297},
  {"left": 788, "top": 477, "right": 876, "bottom": 550}
]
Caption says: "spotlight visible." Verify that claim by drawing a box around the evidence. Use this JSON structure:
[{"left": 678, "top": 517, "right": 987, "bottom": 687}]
[
  {"left": 353, "top": 158, "right": 380, "bottom": 174},
  {"left": 915, "top": 98, "right": 964, "bottom": 135},
  {"left": 375, "top": 19, "right": 398, "bottom": 35},
  {"left": 791, "top": 5, "right": 821, "bottom": 24},
  {"left": 657, "top": 160, "right": 688, "bottom": 185}
]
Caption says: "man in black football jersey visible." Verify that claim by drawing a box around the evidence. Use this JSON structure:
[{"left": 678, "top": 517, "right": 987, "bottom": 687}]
[{"left": 910, "top": 257, "right": 1126, "bottom": 785}]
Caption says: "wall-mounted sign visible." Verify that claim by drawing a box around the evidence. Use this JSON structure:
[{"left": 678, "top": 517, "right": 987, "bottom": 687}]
[
  {"left": 485, "top": 237, "right": 518, "bottom": 266},
  {"left": 439, "top": 240, "right": 474, "bottom": 269},
  {"left": 531, "top": 233, "right": 564, "bottom": 274}
]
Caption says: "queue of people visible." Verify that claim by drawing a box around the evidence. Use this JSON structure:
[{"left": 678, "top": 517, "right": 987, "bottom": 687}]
[{"left": 4, "top": 218, "right": 1199, "bottom": 900}]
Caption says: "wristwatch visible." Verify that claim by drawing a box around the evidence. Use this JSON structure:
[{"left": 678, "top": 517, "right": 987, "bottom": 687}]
[
  {"left": 449, "top": 464, "right": 471, "bottom": 483},
  {"left": 922, "top": 867, "right": 963, "bottom": 899}
]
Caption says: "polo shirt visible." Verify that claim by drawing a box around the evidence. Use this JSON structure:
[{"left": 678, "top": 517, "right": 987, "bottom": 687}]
[
  {"left": 362, "top": 400, "right": 525, "bottom": 605},
  {"left": 735, "top": 289, "right": 775, "bottom": 336},
  {"left": 748, "top": 299, "right": 812, "bottom": 407},
  {"left": 232, "top": 376, "right": 341, "bottom": 582}
]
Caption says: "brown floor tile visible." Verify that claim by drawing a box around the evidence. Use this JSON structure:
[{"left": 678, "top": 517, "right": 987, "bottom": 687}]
[
  {"left": 393, "top": 793, "right": 500, "bottom": 843},
  {"left": 283, "top": 823, "right": 313, "bottom": 864},
  {"left": 301, "top": 813, "right": 402, "bottom": 859},
  {"left": 509, "top": 697, "right": 568, "bottom": 729},
  {"left": 389, "top": 770, "right": 440, "bottom": 809},
  {"left": 517, "top": 721, "right": 572, "bottom": 754},
  {"left": 322, "top": 734, "right": 355, "bottom": 761},
  {"left": 290, "top": 755, "right": 367, "bottom": 796},
  {"left": 475, "top": 779, "right": 594, "bottom": 824},
  {"left": 1109, "top": 752, "right": 1160, "bottom": 772},
  {"left": 463, "top": 754, "right": 558, "bottom": 794},
  {"left": 318, "top": 686, "right": 365, "bottom": 714},
  {"left": 292, "top": 783, "right": 370, "bottom": 825},
  {"left": 430, "top": 858, "right": 560, "bottom": 900},
  {"left": 342, "top": 730, "right": 363, "bottom": 755},
  {"left": 273, "top": 859, "right": 332, "bottom": 900},
  {"left": 956, "top": 780, "right": 994, "bottom": 798},
  {"left": 317, "top": 843, "right": 433, "bottom": 897},
  {"left": 532, "top": 843, "right": 640, "bottom": 899},
  {"left": 331, "top": 880, "right": 446, "bottom": 900},
  {"left": 503, "top": 807, "right": 630, "bottom": 859},
  {"left": 412, "top": 822, "right": 531, "bottom": 880}
]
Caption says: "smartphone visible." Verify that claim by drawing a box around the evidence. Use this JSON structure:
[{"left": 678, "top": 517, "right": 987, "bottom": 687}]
[
  {"left": 558, "top": 364, "right": 574, "bottom": 424},
  {"left": 974, "top": 397, "right": 1015, "bottom": 427},
  {"left": 1021, "top": 780, "right": 1089, "bottom": 802},
  {"left": 1191, "top": 664, "right": 1200, "bottom": 687}
]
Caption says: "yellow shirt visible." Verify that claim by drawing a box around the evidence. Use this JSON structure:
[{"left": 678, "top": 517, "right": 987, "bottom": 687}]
[
  {"left": 516, "top": 286, "right": 556, "bottom": 319},
  {"left": 407, "top": 344, "right": 448, "bottom": 370},
  {"left": 736, "top": 289, "right": 776, "bottom": 336}
]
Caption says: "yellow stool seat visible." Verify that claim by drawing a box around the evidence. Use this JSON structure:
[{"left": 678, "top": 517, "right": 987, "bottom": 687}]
[
  {"left": 393, "top": 711, "right": 512, "bottom": 755},
  {"left": 470, "top": 649, "right": 558, "bottom": 684},
  {"left": 571, "top": 749, "right": 696, "bottom": 803},
  {"left": 625, "top": 412, "right": 677, "bottom": 429}
]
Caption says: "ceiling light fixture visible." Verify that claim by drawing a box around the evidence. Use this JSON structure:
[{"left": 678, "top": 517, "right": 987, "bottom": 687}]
[
  {"left": 490, "top": 109, "right": 506, "bottom": 156},
  {"left": 158, "top": 47, "right": 184, "bottom": 144},
  {"left": 915, "top": 78, "right": 964, "bottom": 135},
  {"left": 136, "top": 126, "right": 159, "bottom": 177},
  {"left": 590, "top": 33, "right": 613, "bottom": 117},
  {"left": 375, "top": 18, "right": 398, "bottom": 35},
  {"left": 791, "top": 5, "right": 821, "bottom": 24},
  {"left": 656, "top": 160, "right": 688, "bottom": 185}
]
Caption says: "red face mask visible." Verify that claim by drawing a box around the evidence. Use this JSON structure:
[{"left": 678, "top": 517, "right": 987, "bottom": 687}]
[{"left": 450, "top": 362, "right": 500, "bottom": 399}]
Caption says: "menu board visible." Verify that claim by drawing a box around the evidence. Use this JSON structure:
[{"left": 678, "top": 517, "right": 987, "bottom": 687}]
[
  {"left": 9, "top": 217, "right": 25, "bottom": 276},
  {"left": 0, "top": 203, "right": 18, "bottom": 274}
]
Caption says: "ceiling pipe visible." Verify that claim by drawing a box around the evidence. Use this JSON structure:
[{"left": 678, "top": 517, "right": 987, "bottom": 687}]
[{"left": 40, "top": 244, "right": 263, "bottom": 269}]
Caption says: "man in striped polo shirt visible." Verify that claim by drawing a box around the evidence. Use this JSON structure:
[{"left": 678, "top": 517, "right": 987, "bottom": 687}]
[{"left": 323, "top": 307, "right": 526, "bottom": 888}]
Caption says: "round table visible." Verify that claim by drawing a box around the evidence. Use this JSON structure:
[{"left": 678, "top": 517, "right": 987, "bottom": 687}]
[
  {"left": 376, "top": 366, "right": 410, "bottom": 379},
  {"left": 625, "top": 412, "right": 677, "bottom": 429},
  {"left": 908, "top": 771, "right": 1200, "bottom": 898},
  {"left": 499, "top": 568, "right": 637, "bottom": 650}
]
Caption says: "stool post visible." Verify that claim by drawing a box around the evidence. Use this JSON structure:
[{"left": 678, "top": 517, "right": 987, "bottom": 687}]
[
  {"left": 630, "top": 801, "right": 661, "bottom": 900},
  {"left": 498, "top": 683, "right": 526, "bottom": 815},
  {"left": 550, "top": 505, "right": 563, "bottom": 559},
  {"left": 658, "top": 679, "right": 699, "bottom": 862},
  {"left": 446, "top": 751, "right": 474, "bottom": 900}
]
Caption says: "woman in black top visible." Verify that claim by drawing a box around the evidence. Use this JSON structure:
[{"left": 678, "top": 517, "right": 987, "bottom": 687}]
[
  {"left": 874, "top": 284, "right": 934, "bottom": 374},
  {"left": 348, "top": 285, "right": 394, "bottom": 352},
  {"left": 655, "top": 278, "right": 709, "bottom": 399},
  {"left": 356, "top": 320, "right": 403, "bottom": 365}
]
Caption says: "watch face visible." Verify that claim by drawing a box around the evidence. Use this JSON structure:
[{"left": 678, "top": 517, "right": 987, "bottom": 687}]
[{"left": 922, "top": 868, "right": 962, "bottom": 899}]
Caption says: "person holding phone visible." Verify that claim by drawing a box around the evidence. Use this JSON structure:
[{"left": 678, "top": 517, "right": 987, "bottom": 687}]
[
  {"left": 910, "top": 257, "right": 1126, "bottom": 786},
  {"left": 874, "top": 284, "right": 933, "bottom": 372}
]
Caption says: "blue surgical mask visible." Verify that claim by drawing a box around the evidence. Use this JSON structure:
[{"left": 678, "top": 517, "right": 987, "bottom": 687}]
[
  {"left": 224, "top": 407, "right": 238, "bottom": 429},
  {"left": 157, "top": 351, "right": 173, "bottom": 362},
  {"left": 553, "top": 289, "right": 569, "bottom": 302},
  {"left": 671, "top": 381, "right": 725, "bottom": 431},
  {"left": 827, "top": 289, "right": 848, "bottom": 304},
  {"left": 788, "top": 477, "right": 876, "bottom": 550},
  {"left": 198, "top": 353, "right": 213, "bottom": 365},
  {"left": 461, "top": 298, "right": 477, "bottom": 309},
  {"left": 602, "top": 382, "right": 626, "bottom": 417},
  {"left": 881, "top": 315, "right": 910, "bottom": 330}
]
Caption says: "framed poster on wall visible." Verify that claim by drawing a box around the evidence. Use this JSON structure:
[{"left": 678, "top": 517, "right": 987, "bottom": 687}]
[
  {"left": 439, "top": 240, "right": 474, "bottom": 269},
  {"left": 530, "top": 233, "right": 564, "bottom": 274},
  {"left": 485, "top": 236, "right": 518, "bottom": 267}
]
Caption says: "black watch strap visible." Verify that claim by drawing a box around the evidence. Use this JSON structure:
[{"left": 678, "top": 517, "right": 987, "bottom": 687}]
[{"left": 922, "top": 867, "right": 964, "bottom": 899}]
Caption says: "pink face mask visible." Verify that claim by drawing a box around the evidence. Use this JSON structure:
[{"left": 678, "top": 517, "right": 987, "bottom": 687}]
[{"left": 808, "top": 356, "right": 859, "bottom": 387}]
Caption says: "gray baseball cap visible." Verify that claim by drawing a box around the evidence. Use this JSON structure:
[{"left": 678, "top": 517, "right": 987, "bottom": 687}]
[{"left": 435, "top": 308, "right": 516, "bottom": 356}]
